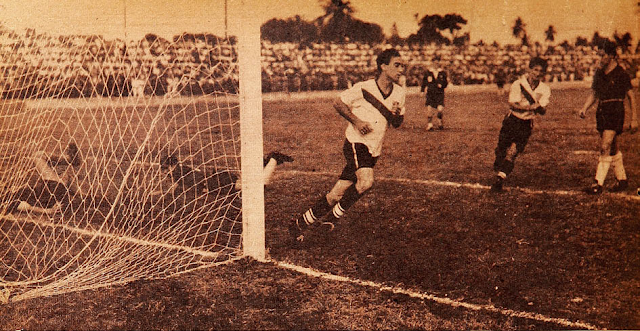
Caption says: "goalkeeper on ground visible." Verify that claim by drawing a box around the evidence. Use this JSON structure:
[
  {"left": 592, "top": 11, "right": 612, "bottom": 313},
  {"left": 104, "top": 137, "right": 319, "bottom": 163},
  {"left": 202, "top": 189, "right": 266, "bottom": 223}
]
[
  {"left": 155, "top": 151, "right": 293, "bottom": 199},
  {"left": 3, "top": 142, "right": 84, "bottom": 215}
]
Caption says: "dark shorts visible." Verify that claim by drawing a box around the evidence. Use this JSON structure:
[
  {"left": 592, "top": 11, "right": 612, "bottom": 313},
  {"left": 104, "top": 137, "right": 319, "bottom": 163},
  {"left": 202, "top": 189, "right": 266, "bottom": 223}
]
[
  {"left": 339, "top": 140, "right": 378, "bottom": 182},
  {"left": 425, "top": 92, "right": 445, "bottom": 108},
  {"left": 596, "top": 101, "right": 624, "bottom": 134},
  {"left": 14, "top": 180, "right": 69, "bottom": 208},
  {"left": 496, "top": 114, "right": 533, "bottom": 155}
]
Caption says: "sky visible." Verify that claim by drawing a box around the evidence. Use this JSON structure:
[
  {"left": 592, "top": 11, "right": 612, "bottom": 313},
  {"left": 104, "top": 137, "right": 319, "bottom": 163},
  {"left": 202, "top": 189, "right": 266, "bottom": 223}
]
[{"left": 0, "top": 0, "right": 637, "bottom": 45}]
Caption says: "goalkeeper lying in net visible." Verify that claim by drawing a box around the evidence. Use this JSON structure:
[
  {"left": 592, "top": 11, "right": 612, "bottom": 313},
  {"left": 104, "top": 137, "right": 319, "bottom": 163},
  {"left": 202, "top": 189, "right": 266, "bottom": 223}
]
[
  {"left": 154, "top": 151, "right": 293, "bottom": 198},
  {"left": 3, "top": 142, "right": 83, "bottom": 215}
]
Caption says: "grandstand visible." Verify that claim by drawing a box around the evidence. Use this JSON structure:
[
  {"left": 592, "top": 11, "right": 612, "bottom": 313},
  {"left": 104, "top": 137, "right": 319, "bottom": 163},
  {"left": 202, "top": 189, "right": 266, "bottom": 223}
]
[{"left": 2, "top": 26, "right": 639, "bottom": 97}]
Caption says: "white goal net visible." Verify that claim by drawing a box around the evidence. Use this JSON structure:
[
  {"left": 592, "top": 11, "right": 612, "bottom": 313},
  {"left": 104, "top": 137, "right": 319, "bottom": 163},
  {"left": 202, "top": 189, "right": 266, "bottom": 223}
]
[{"left": 0, "top": 11, "right": 262, "bottom": 302}]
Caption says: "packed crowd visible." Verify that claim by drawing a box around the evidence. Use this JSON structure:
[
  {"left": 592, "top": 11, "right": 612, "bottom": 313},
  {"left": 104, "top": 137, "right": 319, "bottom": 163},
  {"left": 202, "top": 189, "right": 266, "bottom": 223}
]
[
  {"left": 1, "top": 27, "right": 639, "bottom": 98},
  {"left": 0, "top": 28, "right": 238, "bottom": 99},
  {"left": 262, "top": 41, "right": 639, "bottom": 92}
]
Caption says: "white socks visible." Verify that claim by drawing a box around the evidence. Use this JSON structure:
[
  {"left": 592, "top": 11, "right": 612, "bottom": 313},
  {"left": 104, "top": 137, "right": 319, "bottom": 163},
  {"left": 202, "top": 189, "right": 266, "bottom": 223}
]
[
  {"left": 594, "top": 155, "right": 612, "bottom": 186},
  {"left": 611, "top": 152, "right": 627, "bottom": 181}
]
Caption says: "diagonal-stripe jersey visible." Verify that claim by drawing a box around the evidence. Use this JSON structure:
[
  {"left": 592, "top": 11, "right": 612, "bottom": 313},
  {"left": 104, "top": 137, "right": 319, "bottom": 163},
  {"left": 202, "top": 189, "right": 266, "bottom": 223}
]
[
  {"left": 340, "top": 78, "right": 406, "bottom": 157},
  {"left": 508, "top": 74, "right": 551, "bottom": 120}
]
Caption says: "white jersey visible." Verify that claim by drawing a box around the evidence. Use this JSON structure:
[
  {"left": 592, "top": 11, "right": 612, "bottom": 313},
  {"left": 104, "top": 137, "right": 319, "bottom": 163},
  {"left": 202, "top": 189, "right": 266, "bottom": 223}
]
[
  {"left": 340, "top": 79, "right": 406, "bottom": 157},
  {"left": 508, "top": 74, "right": 551, "bottom": 120}
]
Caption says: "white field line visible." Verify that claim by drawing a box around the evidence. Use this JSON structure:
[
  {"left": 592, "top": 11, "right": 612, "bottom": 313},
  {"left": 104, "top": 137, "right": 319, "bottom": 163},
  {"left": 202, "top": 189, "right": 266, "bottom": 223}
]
[
  {"left": 271, "top": 260, "right": 600, "bottom": 330},
  {"left": 0, "top": 213, "right": 221, "bottom": 259},
  {"left": 278, "top": 170, "right": 640, "bottom": 202}
]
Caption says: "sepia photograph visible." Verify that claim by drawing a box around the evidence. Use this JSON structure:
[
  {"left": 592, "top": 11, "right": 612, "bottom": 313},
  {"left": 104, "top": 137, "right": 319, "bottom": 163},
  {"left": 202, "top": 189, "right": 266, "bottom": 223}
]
[{"left": 0, "top": 0, "right": 638, "bottom": 329}]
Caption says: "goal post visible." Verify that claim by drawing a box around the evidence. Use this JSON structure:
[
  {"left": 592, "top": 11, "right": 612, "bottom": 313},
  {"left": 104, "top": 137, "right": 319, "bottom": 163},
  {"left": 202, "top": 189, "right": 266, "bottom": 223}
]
[
  {"left": 0, "top": 0, "right": 266, "bottom": 302},
  {"left": 237, "top": 0, "right": 266, "bottom": 261}
]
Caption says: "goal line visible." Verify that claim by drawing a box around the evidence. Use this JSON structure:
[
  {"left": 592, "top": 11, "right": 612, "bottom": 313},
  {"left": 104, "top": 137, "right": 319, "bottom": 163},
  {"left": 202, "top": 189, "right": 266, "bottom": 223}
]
[{"left": 0, "top": 213, "right": 226, "bottom": 260}]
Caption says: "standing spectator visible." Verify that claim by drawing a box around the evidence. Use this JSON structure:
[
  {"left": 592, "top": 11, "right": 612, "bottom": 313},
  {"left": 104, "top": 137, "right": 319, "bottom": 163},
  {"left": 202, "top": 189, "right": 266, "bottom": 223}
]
[
  {"left": 491, "top": 57, "right": 551, "bottom": 192},
  {"left": 289, "top": 49, "right": 406, "bottom": 243},
  {"left": 579, "top": 41, "right": 635, "bottom": 194},
  {"left": 420, "top": 59, "right": 448, "bottom": 130}
]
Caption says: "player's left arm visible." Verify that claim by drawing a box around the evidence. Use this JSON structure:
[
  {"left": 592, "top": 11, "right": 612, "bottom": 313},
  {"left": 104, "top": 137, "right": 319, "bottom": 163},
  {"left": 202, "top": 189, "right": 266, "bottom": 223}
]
[
  {"left": 534, "top": 85, "right": 551, "bottom": 115},
  {"left": 440, "top": 72, "right": 448, "bottom": 89},
  {"left": 626, "top": 88, "right": 637, "bottom": 132}
]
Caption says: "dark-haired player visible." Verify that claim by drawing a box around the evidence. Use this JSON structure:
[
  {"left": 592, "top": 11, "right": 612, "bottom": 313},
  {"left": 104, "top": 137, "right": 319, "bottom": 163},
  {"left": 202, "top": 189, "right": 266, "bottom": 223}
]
[
  {"left": 491, "top": 57, "right": 551, "bottom": 192},
  {"left": 3, "top": 142, "right": 83, "bottom": 215},
  {"left": 579, "top": 41, "right": 636, "bottom": 194},
  {"left": 420, "top": 59, "right": 448, "bottom": 130},
  {"left": 289, "top": 48, "right": 406, "bottom": 243}
]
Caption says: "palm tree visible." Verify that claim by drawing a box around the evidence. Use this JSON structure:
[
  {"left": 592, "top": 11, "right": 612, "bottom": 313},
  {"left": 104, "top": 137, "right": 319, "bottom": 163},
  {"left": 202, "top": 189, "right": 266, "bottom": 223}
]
[
  {"left": 315, "top": 0, "right": 356, "bottom": 42},
  {"left": 613, "top": 32, "right": 632, "bottom": 53},
  {"left": 387, "top": 22, "right": 403, "bottom": 45},
  {"left": 544, "top": 25, "right": 556, "bottom": 44},
  {"left": 512, "top": 17, "right": 526, "bottom": 40}
]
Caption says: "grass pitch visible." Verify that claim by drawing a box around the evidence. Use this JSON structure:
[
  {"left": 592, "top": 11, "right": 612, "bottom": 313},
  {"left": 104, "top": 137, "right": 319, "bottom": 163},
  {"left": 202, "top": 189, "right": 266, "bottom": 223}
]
[{"left": 2, "top": 87, "right": 639, "bottom": 330}]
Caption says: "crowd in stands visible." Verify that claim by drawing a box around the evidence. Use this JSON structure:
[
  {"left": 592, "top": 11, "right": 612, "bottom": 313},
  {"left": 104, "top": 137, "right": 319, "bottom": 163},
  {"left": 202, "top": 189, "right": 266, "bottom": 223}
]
[
  {"left": 262, "top": 41, "right": 639, "bottom": 92},
  {"left": 0, "top": 27, "right": 238, "bottom": 99},
  {"left": 1, "top": 26, "right": 639, "bottom": 98}
]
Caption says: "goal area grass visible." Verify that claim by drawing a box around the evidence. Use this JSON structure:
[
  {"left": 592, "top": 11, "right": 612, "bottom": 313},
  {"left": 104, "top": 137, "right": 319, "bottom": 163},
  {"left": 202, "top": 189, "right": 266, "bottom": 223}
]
[{"left": 2, "top": 87, "right": 640, "bottom": 330}]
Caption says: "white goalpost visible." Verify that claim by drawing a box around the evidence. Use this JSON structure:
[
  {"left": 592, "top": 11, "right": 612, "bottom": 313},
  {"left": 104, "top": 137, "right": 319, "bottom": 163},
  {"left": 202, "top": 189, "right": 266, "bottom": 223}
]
[
  {"left": 237, "top": 2, "right": 266, "bottom": 261},
  {"left": 0, "top": 0, "right": 265, "bottom": 302}
]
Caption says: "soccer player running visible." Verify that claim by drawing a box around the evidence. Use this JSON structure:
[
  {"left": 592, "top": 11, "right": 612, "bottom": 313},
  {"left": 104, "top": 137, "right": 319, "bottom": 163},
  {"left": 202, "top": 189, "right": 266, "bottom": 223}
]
[
  {"left": 491, "top": 57, "right": 550, "bottom": 192},
  {"left": 579, "top": 41, "right": 636, "bottom": 194},
  {"left": 420, "top": 58, "right": 448, "bottom": 131},
  {"left": 289, "top": 48, "right": 406, "bottom": 243}
]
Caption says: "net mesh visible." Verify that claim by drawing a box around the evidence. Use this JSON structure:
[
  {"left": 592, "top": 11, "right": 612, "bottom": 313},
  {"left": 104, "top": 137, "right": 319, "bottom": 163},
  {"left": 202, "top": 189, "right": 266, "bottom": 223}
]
[{"left": 0, "top": 28, "right": 244, "bottom": 302}]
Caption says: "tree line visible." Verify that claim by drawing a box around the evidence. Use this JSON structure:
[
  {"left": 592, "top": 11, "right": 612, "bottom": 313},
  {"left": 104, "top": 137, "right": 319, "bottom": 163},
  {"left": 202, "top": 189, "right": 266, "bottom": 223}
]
[{"left": 261, "top": 0, "right": 637, "bottom": 52}]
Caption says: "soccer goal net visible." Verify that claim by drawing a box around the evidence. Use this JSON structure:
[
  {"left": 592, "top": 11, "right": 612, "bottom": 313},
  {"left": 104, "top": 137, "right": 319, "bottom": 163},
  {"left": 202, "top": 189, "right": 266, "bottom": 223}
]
[{"left": 0, "top": 6, "right": 264, "bottom": 303}]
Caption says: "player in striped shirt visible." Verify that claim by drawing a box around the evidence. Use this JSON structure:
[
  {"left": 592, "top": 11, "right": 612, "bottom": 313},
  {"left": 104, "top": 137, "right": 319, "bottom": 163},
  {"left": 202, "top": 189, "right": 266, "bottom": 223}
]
[
  {"left": 491, "top": 57, "right": 551, "bottom": 192},
  {"left": 289, "top": 49, "right": 406, "bottom": 243}
]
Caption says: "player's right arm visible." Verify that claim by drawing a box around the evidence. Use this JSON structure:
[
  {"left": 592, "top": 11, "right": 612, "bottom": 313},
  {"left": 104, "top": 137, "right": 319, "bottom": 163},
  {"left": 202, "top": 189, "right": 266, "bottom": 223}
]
[
  {"left": 334, "top": 98, "right": 372, "bottom": 135},
  {"left": 149, "top": 181, "right": 177, "bottom": 197},
  {"left": 420, "top": 73, "right": 427, "bottom": 93},
  {"left": 33, "top": 151, "right": 63, "bottom": 183},
  {"left": 579, "top": 91, "right": 598, "bottom": 119}
]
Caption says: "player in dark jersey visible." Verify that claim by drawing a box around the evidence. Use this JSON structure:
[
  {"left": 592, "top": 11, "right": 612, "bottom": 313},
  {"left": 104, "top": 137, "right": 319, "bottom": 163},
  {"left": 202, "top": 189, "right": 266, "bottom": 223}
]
[
  {"left": 579, "top": 41, "right": 636, "bottom": 194},
  {"left": 157, "top": 151, "right": 293, "bottom": 199},
  {"left": 420, "top": 60, "right": 448, "bottom": 130},
  {"left": 494, "top": 67, "right": 508, "bottom": 96},
  {"left": 3, "top": 142, "right": 83, "bottom": 215}
]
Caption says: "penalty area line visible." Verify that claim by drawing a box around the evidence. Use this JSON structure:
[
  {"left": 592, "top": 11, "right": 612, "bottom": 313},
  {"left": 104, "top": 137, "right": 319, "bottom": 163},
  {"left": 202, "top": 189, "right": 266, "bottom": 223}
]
[
  {"left": 271, "top": 260, "right": 599, "bottom": 330},
  {"left": 279, "top": 170, "right": 640, "bottom": 202}
]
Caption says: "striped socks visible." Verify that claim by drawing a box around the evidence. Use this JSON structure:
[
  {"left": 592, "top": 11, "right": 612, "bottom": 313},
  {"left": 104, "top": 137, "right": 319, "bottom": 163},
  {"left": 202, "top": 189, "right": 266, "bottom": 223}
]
[{"left": 299, "top": 185, "right": 364, "bottom": 227}]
